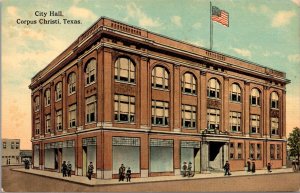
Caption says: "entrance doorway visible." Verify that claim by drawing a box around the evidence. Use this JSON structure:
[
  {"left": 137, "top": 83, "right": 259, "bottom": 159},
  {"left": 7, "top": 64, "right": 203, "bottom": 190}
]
[
  {"left": 82, "top": 146, "right": 87, "bottom": 176},
  {"left": 209, "top": 142, "right": 227, "bottom": 171},
  {"left": 54, "top": 148, "right": 62, "bottom": 171}
]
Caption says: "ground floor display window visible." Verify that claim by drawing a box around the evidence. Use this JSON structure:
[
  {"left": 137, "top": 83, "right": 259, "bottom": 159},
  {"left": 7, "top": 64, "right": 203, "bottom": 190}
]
[
  {"left": 112, "top": 137, "right": 140, "bottom": 174},
  {"left": 150, "top": 139, "right": 173, "bottom": 172},
  {"left": 44, "top": 144, "right": 55, "bottom": 169},
  {"left": 33, "top": 144, "right": 40, "bottom": 167},
  {"left": 82, "top": 137, "right": 96, "bottom": 175},
  {"left": 62, "top": 140, "right": 75, "bottom": 171},
  {"left": 180, "top": 141, "right": 201, "bottom": 173}
]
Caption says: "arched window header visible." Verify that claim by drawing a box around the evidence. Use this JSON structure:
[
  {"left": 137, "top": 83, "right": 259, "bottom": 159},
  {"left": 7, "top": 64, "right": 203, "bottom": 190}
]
[
  {"left": 207, "top": 78, "right": 220, "bottom": 98},
  {"left": 152, "top": 65, "right": 169, "bottom": 90},
  {"left": 114, "top": 57, "right": 135, "bottom": 83},
  {"left": 182, "top": 72, "right": 196, "bottom": 95}
]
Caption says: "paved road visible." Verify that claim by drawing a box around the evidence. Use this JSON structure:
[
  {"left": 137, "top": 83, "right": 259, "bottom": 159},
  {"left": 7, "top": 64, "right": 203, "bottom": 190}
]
[{"left": 2, "top": 166, "right": 300, "bottom": 192}]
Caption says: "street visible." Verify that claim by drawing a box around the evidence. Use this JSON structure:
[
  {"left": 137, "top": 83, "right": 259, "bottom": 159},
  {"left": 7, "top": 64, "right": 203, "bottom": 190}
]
[{"left": 2, "top": 166, "right": 300, "bottom": 192}]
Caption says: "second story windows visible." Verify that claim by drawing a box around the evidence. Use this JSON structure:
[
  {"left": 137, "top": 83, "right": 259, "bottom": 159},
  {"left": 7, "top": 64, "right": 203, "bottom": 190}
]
[
  {"left": 250, "top": 115, "right": 260, "bottom": 134},
  {"left": 45, "top": 114, "right": 51, "bottom": 133},
  {"left": 16, "top": 142, "right": 19, "bottom": 149},
  {"left": 230, "top": 111, "right": 241, "bottom": 132},
  {"left": 34, "top": 96, "right": 40, "bottom": 112},
  {"left": 251, "top": 88, "right": 260, "bottom": 106},
  {"left": 85, "top": 59, "right": 96, "bottom": 85},
  {"left": 271, "top": 117, "right": 279, "bottom": 135},
  {"left": 68, "top": 73, "right": 76, "bottom": 95},
  {"left": 35, "top": 119, "right": 40, "bottom": 135},
  {"left": 114, "top": 94, "right": 135, "bottom": 123},
  {"left": 182, "top": 73, "right": 196, "bottom": 95},
  {"left": 181, "top": 105, "right": 196, "bottom": 128},
  {"left": 152, "top": 100, "right": 169, "bottom": 126},
  {"left": 11, "top": 142, "right": 15, "bottom": 149},
  {"left": 44, "top": 89, "right": 51, "bottom": 107},
  {"left": 3, "top": 142, "right": 6, "bottom": 149},
  {"left": 271, "top": 92, "right": 279, "bottom": 109},
  {"left": 55, "top": 82, "right": 62, "bottom": 101},
  {"left": 114, "top": 57, "right": 135, "bottom": 83},
  {"left": 207, "top": 78, "right": 220, "bottom": 99},
  {"left": 56, "top": 110, "right": 62, "bottom": 131},
  {"left": 86, "top": 96, "right": 96, "bottom": 123},
  {"left": 69, "top": 104, "right": 77, "bottom": 128},
  {"left": 152, "top": 66, "right": 169, "bottom": 90},
  {"left": 230, "top": 83, "right": 241, "bottom": 102},
  {"left": 207, "top": 108, "right": 220, "bottom": 130}
]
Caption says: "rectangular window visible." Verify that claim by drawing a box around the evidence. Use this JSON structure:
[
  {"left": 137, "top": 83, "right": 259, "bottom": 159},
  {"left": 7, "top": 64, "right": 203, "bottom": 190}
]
[
  {"left": 3, "top": 142, "right": 6, "bottom": 149},
  {"left": 45, "top": 114, "right": 51, "bottom": 133},
  {"left": 271, "top": 117, "right": 279, "bottom": 135},
  {"left": 69, "top": 104, "right": 77, "bottom": 128},
  {"left": 230, "top": 111, "right": 241, "bottom": 132},
  {"left": 229, "top": 142, "right": 234, "bottom": 159},
  {"left": 207, "top": 108, "right": 220, "bottom": 130},
  {"left": 35, "top": 119, "right": 40, "bottom": 135},
  {"left": 86, "top": 96, "right": 96, "bottom": 123},
  {"left": 16, "top": 142, "right": 19, "bottom": 149},
  {"left": 35, "top": 97, "right": 40, "bottom": 112},
  {"left": 276, "top": 144, "right": 281, "bottom": 159},
  {"left": 250, "top": 143, "right": 255, "bottom": 159},
  {"left": 270, "top": 144, "right": 275, "bottom": 160},
  {"left": 152, "top": 100, "right": 169, "bottom": 126},
  {"left": 56, "top": 110, "right": 62, "bottom": 131},
  {"left": 181, "top": 105, "right": 196, "bottom": 128},
  {"left": 256, "top": 144, "right": 261, "bottom": 160},
  {"left": 114, "top": 95, "right": 135, "bottom": 123},
  {"left": 250, "top": 115, "right": 260, "bottom": 134},
  {"left": 150, "top": 139, "right": 173, "bottom": 172},
  {"left": 237, "top": 143, "right": 243, "bottom": 159},
  {"left": 11, "top": 142, "right": 15, "bottom": 149}
]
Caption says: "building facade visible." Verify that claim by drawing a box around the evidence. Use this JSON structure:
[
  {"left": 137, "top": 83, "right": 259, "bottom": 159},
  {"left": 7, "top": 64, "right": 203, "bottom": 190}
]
[
  {"left": 29, "top": 17, "right": 289, "bottom": 179},
  {"left": 2, "top": 139, "right": 21, "bottom": 165}
]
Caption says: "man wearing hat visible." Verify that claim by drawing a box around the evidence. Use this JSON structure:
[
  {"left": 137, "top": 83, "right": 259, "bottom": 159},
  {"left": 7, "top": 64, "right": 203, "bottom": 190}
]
[
  {"left": 182, "top": 161, "right": 187, "bottom": 177},
  {"left": 126, "top": 167, "right": 132, "bottom": 182}
]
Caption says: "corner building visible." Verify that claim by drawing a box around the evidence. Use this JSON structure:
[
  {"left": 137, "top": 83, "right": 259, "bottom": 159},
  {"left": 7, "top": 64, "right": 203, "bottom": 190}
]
[{"left": 29, "top": 17, "right": 290, "bottom": 179}]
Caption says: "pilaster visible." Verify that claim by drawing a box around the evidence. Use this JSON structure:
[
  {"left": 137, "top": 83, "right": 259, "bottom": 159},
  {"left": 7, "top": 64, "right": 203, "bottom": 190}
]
[
  {"left": 173, "top": 65, "right": 181, "bottom": 131},
  {"left": 244, "top": 81, "right": 250, "bottom": 136},
  {"left": 200, "top": 71, "right": 207, "bottom": 131}
]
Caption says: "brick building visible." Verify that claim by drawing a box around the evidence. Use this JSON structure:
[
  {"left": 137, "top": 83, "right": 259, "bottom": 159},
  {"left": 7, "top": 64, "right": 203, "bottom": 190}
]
[{"left": 29, "top": 17, "right": 289, "bottom": 179}]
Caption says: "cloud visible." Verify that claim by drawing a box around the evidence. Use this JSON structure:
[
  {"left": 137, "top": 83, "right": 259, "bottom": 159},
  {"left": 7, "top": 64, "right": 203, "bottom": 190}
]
[
  {"left": 292, "top": 0, "right": 300, "bottom": 6},
  {"left": 126, "top": 2, "right": 162, "bottom": 28},
  {"left": 232, "top": 48, "right": 252, "bottom": 57},
  {"left": 171, "top": 16, "right": 182, "bottom": 27},
  {"left": 192, "top": 22, "right": 202, "bottom": 29},
  {"left": 288, "top": 54, "right": 300, "bottom": 63},
  {"left": 67, "top": 5, "right": 97, "bottom": 21},
  {"left": 271, "top": 10, "right": 296, "bottom": 27},
  {"left": 6, "top": 6, "right": 19, "bottom": 17}
]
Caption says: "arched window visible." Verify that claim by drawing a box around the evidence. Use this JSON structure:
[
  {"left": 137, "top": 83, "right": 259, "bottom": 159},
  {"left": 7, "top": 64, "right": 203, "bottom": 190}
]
[
  {"left": 85, "top": 59, "right": 96, "bottom": 85},
  {"left": 230, "top": 83, "right": 241, "bottom": 102},
  {"left": 44, "top": 89, "right": 51, "bottom": 106},
  {"left": 251, "top": 88, "right": 260, "bottom": 106},
  {"left": 152, "top": 66, "right": 169, "bottom": 90},
  {"left": 271, "top": 92, "right": 279, "bottom": 109},
  {"left": 68, "top": 73, "right": 76, "bottom": 95},
  {"left": 55, "top": 82, "right": 62, "bottom": 101},
  {"left": 114, "top": 57, "right": 135, "bottom": 83},
  {"left": 207, "top": 78, "right": 220, "bottom": 98},
  {"left": 34, "top": 96, "right": 40, "bottom": 112},
  {"left": 182, "top": 73, "right": 196, "bottom": 94}
]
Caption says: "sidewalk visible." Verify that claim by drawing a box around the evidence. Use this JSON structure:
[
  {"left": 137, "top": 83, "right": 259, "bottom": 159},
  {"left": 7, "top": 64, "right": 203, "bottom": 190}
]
[{"left": 12, "top": 167, "right": 294, "bottom": 187}]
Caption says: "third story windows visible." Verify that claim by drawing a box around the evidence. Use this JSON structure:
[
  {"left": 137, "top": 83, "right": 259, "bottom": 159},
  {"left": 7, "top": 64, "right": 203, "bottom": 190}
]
[
  {"left": 181, "top": 105, "right": 196, "bottom": 128},
  {"left": 44, "top": 89, "right": 51, "bottom": 107},
  {"left": 230, "top": 83, "right": 241, "bottom": 102},
  {"left": 55, "top": 82, "right": 62, "bottom": 101},
  {"left": 68, "top": 73, "right": 76, "bottom": 95},
  {"left": 34, "top": 96, "right": 40, "bottom": 112},
  {"left": 85, "top": 59, "right": 96, "bottom": 85},
  {"left": 207, "top": 78, "right": 220, "bottom": 98},
  {"left": 114, "top": 94, "right": 135, "bottom": 123},
  {"left": 152, "top": 66, "right": 169, "bottom": 90},
  {"left": 251, "top": 88, "right": 261, "bottom": 106},
  {"left": 271, "top": 92, "right": 279, "bottom": 109},
  {"left": 114, "top": 57, "right": 135, "bottom": 83},
  {"left": 182, "top": 73, "right": 196, "bottom": 95},
  {"left": 207, "top": 108, "right": 220, "bottom": 130},
  {"left": 152, "top": 100, "right": 169, "bottom": 126}
]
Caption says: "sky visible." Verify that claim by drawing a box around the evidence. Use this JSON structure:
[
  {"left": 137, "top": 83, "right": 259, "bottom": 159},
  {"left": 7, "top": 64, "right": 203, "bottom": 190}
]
[{"left": 1, "top": 0, "right": 300, "bottom": 150}]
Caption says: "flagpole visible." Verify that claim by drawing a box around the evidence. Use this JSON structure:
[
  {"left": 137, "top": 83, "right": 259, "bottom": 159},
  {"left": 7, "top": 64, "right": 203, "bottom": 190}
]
[{"left": 210, "top": 1, "right": 213, "bottom": 50}]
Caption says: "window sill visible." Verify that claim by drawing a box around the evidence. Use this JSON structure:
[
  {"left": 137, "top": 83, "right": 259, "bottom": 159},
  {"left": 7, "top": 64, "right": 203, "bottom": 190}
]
[
  {"left": 271, "top": 108, "right": 279, "bottom": 110},
  {"left": 114, "top": 121, "right": 136, "bottom": 125},
  {"left": 182, "top": 92, "right": 197, "bottom": 96},
  {"left": 229, "top": 101, "right": 242, "bottom": 104},
  {"left": 68, "top": 127, "right": 77, "bottom": 129},
  {"left": 230, "top": 131, "right": 242, "bottom": 134},
  {"left": 182, "top": 127, "right": 197, "bottom": 130},
  {"left": 152, "top": 125, "right": 169, "bottom": 128},
  {"left": 85, "top": 121, "right": 96, "bottom": 126},
  {"left": 85, "top": 82, "right": 96, "bottom": 88},
  {"left": 68, "top": 92, "right": 76, "bottom": 96},
  {"left": 45, "top": 104, "right": 50, "bottom": 107},
  {"left": 115, "top": 80, "right": 136, "bottom": 86},
  {"left": 152, "top": 87, "right": 169, "bottom": 92},
  {"left": 207, "top": 97, "right": 221, "bottom": 100},
  {"left": 55, "top": 99, "right": 62, "bottom": 102},
  {"left": 250, "top": 105, "right": 261, "bottom": 107}
]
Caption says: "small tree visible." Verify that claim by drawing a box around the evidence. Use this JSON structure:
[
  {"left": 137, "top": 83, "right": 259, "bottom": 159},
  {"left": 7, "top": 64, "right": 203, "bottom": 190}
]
[{"left": 287, "top": 127, "right": 300, "bottom": 167}]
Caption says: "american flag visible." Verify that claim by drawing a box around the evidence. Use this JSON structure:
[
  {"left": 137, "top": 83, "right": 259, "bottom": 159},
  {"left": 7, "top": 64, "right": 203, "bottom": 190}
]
[{"left": 211, "top": 6, "right": 229, "bottom": 27}]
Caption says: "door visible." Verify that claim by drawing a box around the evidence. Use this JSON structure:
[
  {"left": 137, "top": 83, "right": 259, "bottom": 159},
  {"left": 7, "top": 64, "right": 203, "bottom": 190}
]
[
  {"left": 82, "top": 146, "right": 87, "bottom": 176},
  {"left": 194, "top": 148, "right": 201, "bottom": 173},
  {"left": 55, "top": 149, "right": 59, "bottom": 170}
]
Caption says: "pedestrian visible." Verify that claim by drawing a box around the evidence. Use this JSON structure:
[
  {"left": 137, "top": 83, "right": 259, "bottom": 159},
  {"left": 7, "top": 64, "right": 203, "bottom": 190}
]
[
  {"left": 267, "top": 163, "right": 272, "bottom": 173},
  {"left": 87, "top": 162, "right": 94, "bottom": 180},
  {"left": 119, "top": 164, "right": 125, "bottom": 181},
  {"left": 223, "top": 161, "right": 231, "bottom": 176},
  {"left": 182, "top": 161, "right": 187, "bottom": 177},
  {"left": 61, "top": 161, "right": 67, "bottom": 177},
  {"left": 126, "top": 167, "right": 131, "bottom": 182},
  {"left": 187, "top": 161, "right": 194, "bottom": 177},
  {"left": 251, "top": 161, "right": 256, "bottom": 174},
  {"left": 67, "top": 161, "right": 72, "bottom": 177},
  {"left": 247, "top": 158, "right": 251, "bottom": 172}
]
